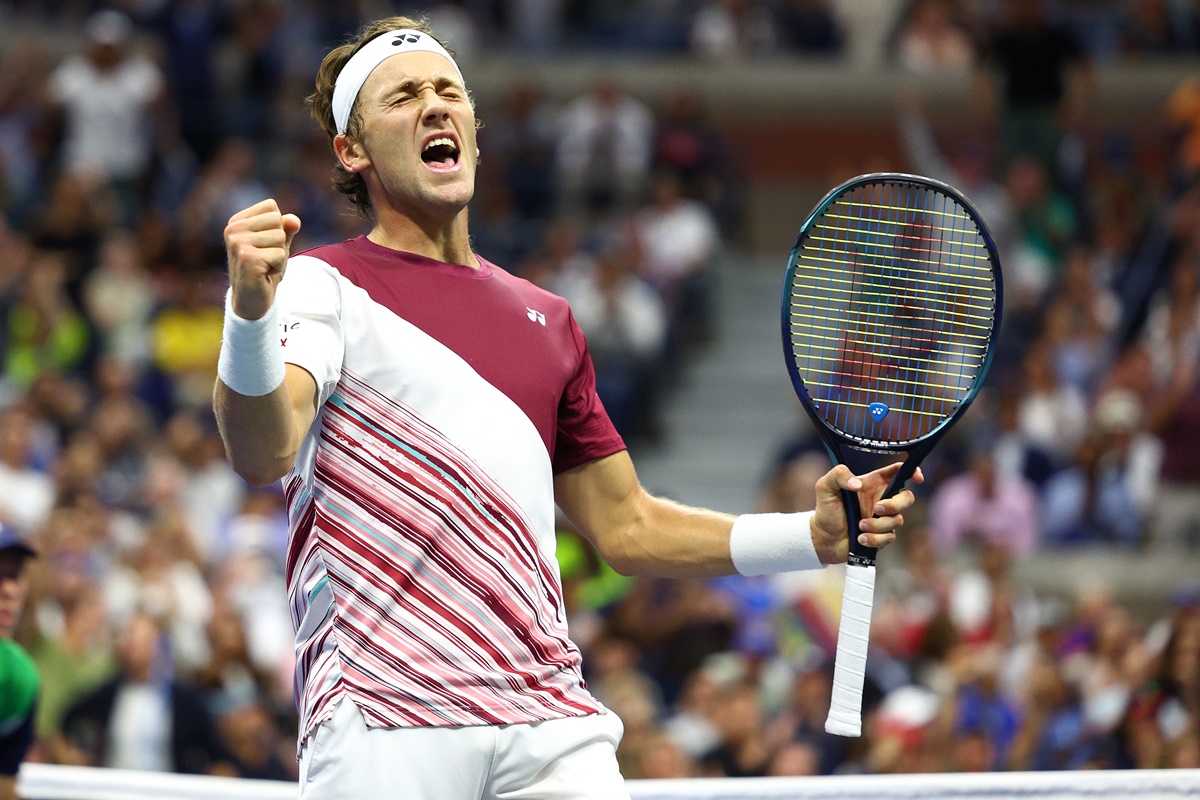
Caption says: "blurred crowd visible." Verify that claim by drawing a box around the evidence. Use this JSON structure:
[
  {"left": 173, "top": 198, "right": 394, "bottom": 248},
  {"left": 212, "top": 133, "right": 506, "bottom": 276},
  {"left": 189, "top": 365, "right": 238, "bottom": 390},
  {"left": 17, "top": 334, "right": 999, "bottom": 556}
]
[{"left": 0, "top": 0, "right": 1196, "bottom": 786}]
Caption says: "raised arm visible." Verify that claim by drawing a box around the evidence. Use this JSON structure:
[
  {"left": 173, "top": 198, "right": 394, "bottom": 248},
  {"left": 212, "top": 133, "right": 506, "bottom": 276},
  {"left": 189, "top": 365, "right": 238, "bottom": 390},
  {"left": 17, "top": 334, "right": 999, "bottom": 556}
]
[
  {"left": 213, "top": 199, "right": 318, "bottom": 486},
  {"left": 554, "top": 451, "right": 918, "bottom": 578}
]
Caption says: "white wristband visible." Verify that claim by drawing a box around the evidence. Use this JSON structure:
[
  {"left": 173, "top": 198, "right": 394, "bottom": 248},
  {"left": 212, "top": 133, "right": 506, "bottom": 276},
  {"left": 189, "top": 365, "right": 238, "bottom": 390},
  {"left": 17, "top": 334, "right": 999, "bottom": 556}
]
[
  {"left": 729, "top": 511, "right": 823, "bottom": 576},
  {"left": 217, "top": 292, "right": 286, "bottom": 397}
]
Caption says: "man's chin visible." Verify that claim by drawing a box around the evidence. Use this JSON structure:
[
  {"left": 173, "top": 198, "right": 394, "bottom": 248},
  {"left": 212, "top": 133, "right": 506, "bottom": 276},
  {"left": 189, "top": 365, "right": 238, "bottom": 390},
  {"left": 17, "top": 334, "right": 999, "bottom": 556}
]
[{"left": 422, "top": 183, "right": 474, "bottom": 215}]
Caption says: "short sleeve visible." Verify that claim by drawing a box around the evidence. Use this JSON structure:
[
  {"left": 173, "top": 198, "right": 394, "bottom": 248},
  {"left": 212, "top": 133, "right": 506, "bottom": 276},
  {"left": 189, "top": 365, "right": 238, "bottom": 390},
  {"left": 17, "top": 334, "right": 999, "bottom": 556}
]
[
  {"left": 129, "top": 59, "right": 164, "bottom": 103},
  {"left": 48, "top": 59, "right": 84, "bottom": 104},
  {"left": 553, "top": 312, "right": 625, "bottom": 474},
  {"left": 274, "top": 256, "right": 345, "bottom": 407}
]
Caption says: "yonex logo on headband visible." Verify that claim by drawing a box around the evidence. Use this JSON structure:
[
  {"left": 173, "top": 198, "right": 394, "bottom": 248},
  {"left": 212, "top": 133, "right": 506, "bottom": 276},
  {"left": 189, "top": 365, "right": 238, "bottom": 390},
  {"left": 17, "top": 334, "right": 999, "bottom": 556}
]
[{"left": 331, "top": 29, "right": 464, "bottom": 135}]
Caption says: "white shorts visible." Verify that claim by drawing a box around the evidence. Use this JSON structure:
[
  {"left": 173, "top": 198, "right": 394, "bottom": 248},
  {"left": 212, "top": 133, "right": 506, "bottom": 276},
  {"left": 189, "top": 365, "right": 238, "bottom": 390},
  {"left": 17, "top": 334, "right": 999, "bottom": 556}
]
[{"left": 299, "top": 699, "right": 630, "bottom": 800}]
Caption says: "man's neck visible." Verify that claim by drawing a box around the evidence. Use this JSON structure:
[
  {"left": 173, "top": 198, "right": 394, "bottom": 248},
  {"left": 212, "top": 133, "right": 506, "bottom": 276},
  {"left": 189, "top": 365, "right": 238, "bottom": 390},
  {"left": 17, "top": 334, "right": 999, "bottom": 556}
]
[{"left": 367, "top": 207, "right": 476, "bottom": 267}]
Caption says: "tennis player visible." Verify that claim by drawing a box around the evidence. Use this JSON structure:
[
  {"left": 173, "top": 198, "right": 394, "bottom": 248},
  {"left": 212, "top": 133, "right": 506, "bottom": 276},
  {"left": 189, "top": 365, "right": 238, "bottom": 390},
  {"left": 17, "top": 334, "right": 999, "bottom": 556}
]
[
  {"left": 0, "top": 528, "right": 38, "bottom": 800},
  {"left": 214, "top": 16, "right": 920, "bottom": 799}
]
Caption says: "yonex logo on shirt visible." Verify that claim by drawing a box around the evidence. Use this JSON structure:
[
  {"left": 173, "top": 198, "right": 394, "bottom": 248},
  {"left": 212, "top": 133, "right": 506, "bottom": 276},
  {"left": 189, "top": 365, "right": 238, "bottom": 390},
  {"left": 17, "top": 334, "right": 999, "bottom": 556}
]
[
  {"left": 281, "top": 321, "right": 300, "bottom": 348},
  {"left": 526, "top": 308, "right": 546, "bottom": 326}
]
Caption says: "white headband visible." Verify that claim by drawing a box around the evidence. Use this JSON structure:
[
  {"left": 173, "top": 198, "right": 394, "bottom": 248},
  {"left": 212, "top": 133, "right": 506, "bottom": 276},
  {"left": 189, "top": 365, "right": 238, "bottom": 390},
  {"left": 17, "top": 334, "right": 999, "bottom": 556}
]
[{"left": 331, "top": 29, "right": 463, "bottom": 135}]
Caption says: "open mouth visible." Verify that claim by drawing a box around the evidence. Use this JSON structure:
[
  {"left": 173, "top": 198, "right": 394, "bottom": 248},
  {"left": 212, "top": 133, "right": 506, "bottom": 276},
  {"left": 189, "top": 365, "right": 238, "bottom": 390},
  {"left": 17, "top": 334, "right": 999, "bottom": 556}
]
[{"left": 422, "top": 137, "right": 461, "bottom": 172}]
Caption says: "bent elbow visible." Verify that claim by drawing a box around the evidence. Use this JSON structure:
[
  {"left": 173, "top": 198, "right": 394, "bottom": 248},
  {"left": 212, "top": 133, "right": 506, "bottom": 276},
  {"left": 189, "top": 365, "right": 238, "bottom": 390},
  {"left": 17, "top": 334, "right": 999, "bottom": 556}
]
[
  {"left": 604, "top": 552, "right": 640, "bottom": 578},
  {"left": 229, "top": 452, "right": 293, "bottom": 487},
  {"left": 597, "top": 532, "right": 645, "bottom": 578},
  {"left": 234, "top": 465, "right": 285, "bottom": 488}
]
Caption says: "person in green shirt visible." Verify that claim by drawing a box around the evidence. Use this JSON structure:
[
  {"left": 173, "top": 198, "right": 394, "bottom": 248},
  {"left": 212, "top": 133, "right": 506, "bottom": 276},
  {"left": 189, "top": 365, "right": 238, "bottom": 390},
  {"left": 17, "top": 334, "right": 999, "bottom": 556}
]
[{"left": 0, "top": 528, "right": 38, "bottom": 800}]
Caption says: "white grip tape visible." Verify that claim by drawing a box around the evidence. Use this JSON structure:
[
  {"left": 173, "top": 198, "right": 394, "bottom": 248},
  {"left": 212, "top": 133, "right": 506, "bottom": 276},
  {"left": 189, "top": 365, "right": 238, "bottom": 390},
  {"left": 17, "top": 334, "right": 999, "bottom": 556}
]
[{"left": 825, "top": 563, "right": 877, "bottom": 737}]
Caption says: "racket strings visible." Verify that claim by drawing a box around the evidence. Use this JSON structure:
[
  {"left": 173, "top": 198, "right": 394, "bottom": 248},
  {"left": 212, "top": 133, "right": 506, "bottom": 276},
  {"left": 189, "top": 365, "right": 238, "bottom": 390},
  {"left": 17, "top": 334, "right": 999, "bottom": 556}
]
[
  {"left": 810, "top": 225, "right": 993, "bottom": 266},
  {"left": 789, "top": 181, "right": 998, "bottom": 445}
]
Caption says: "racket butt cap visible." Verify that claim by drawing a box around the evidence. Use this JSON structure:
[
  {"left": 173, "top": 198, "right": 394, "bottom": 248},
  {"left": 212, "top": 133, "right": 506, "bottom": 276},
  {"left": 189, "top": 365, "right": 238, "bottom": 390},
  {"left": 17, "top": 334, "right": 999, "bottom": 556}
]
[{"left": 825, "top": 713, "right": 862, "bottom": 738}]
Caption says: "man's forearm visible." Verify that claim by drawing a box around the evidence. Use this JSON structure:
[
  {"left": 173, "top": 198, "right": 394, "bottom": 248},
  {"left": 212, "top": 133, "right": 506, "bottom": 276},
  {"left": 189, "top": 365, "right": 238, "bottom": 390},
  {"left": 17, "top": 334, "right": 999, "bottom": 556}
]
[
  {"left": 602, "top": 493, "right": 740, "bottom": 579},
  {"left": 214, "top": 379, "right": 302, "bottom": 486}
]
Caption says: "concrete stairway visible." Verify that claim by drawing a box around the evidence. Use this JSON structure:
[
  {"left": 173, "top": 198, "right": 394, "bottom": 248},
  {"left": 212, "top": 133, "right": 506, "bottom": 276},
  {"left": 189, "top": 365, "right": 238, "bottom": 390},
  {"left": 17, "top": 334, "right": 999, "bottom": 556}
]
[{"left": 630, "top": 251, "right": 802, "bottom": 514}]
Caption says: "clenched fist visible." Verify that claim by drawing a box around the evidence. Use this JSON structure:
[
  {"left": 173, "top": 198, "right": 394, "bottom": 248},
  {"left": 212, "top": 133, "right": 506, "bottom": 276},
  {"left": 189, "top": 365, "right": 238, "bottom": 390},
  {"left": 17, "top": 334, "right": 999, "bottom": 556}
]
[{"left": 224, "top": 199, "right": 302, "bottom": 320}]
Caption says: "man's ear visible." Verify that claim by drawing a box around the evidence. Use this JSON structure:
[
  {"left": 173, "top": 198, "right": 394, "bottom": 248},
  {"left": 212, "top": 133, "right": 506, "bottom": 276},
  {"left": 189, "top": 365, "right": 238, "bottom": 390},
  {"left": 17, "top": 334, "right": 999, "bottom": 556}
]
[{"left": 334, "top": 132, "right": 369, "bottom": 174}]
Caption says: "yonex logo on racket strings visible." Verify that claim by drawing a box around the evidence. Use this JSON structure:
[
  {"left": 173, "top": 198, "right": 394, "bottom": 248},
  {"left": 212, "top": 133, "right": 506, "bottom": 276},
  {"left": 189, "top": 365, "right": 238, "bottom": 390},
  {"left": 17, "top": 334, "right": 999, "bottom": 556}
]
[{"left": 868, "top": 402, "right": 889, "bottom": 422}]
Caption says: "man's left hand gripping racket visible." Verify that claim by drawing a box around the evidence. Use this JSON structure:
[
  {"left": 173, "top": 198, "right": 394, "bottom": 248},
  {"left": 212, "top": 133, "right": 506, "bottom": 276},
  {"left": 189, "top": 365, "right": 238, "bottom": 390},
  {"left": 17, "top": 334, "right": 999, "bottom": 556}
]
[{"left": 781, "top": 173, "right": 1002, "bottom": 737}]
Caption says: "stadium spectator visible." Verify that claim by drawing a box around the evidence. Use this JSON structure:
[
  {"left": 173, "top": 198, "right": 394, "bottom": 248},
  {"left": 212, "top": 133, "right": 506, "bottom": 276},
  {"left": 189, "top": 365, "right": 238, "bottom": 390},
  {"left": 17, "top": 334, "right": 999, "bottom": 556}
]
[
  {"left": 1005, "top": 652, "right": 1088, "bottom": 770},
  {"left": 3, "top": 249, "right": 91, "bottom": 392},
  {"left": 25, "top": 581, "right": 114, "bottom": 754},
  {"left": 153, "top": 0, "right": 223, "bottom": 165},
  {"left": 0, "top": 40, "right": 52, "bottom": 218},
  {"left": 81, "top": 231, "right": 155, "bottom": 370},
  {"left": 217, "top": 0, "right": 286, "bottom": 144},
  {"left": 689, "top": 0, "right": 779, "bottom": 60},
  {"left": 1041, "top": 389, "right": 1162, "bottom": 548},
  {"left": 215, "top": 698, "right": 295, "bottom": 781},
  {"left": 1016, "top": 343, "right": 1090, "bottom": 465},
  {"left": 705, "top": 682, "right": 772, "bottom": 776},
  {"left": 774, "top": 0, "right": 842, "bottom": 54},
  {"left": 893, "top": 0, "right": 978, "bottom": 74},
  {"left": 479, "top": 81, "right": 560, "bottom": 222},
  {"left": 555, "top": 232, "right": 668, "bottom": 441},
  {"left": 148, "top": 275, "right": 224, "bottom": 411},
  {"left": 1002, "top": 153, "right": 1080, "bottom": 300},
  {"left": 46, "top": 9, "right": 165, "bottom": 223},
  {"left": 556, "top": 77, "right": 655, "bottom": 219},
  {"left": 60, "top": 611, "right": 233, "bottom": 774},
  {"left": 929, "top": 447, "right": 1041, "bottom": 558},
  {"left": 102, "top": 513, "right": 212, "bottom": 671},
  {"left": 0, "top": 406, "right": 55, "bottom": 535},
  {"left": 179, "top": 139, "right": 272, "bottom": 244},
  {"left": 1040, "top": 247, "right": 1121, "bottom": 395},
  {"left": 1120, "top": 0, "right": 1191, "bottom": 56},
  {"left": 651, "top": 88, "right": 743, "bottom": 235},
  {"left": 979, "top": 0, "right": 1093, "bottom": 174},
  {"left": 632, "top": 168, "right": 720, "bottom": 347}
]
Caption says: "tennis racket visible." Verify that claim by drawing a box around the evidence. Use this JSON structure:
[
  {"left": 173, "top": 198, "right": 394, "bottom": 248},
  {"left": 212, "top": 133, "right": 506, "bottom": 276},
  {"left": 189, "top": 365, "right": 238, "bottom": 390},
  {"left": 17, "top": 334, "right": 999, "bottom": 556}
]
[{"left": 781, "top": 172, "right": 1002, "bottom": 737}]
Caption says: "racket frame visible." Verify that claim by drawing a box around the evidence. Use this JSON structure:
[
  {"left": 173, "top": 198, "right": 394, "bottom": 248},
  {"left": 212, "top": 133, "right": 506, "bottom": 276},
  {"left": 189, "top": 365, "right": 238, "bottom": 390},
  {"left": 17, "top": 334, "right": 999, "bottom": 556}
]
[{"left": 781, "top": 171, "right": 1003, "bottom": 567}]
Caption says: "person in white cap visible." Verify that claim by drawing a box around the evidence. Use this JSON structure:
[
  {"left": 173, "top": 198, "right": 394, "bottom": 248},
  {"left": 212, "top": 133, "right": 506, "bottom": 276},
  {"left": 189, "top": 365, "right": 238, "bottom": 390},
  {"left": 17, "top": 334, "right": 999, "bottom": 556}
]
[
  {"left": 213, "top": 15, "right": 921, "bottom": 799},
  {"left": 47, "top": 10, "right": 163, "bottom": 192}
]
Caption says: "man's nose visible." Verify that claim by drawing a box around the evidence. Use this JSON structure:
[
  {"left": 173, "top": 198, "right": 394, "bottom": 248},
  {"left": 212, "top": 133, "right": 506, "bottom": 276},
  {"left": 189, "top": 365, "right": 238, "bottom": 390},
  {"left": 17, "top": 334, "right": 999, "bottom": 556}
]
[{"left": 421, "top": 91, "right": 450, "bottom": 123}]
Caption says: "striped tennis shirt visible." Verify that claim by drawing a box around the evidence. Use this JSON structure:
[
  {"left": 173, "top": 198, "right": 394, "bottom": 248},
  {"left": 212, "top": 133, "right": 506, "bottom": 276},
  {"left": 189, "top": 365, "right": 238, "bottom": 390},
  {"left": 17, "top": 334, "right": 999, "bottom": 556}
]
[{"left": 273, "top": 237, "right": 625, "bottom": 748}]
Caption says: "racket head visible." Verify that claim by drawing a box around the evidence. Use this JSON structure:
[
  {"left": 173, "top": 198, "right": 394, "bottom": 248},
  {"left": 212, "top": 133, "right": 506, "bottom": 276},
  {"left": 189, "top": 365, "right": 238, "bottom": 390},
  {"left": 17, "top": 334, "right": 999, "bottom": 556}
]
[{"left": 782, "top": 172, "right": 1003, "bottom": 456}]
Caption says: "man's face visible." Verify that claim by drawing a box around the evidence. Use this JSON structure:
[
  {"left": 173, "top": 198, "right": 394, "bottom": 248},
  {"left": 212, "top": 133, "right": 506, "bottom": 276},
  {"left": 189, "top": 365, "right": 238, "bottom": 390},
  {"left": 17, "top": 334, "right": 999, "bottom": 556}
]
[
  {"left": 0, "top": 551, "right": 30, "bottom": 639},
  {"left": 350, "top": 51, "right": 478, "bottom": 224}
]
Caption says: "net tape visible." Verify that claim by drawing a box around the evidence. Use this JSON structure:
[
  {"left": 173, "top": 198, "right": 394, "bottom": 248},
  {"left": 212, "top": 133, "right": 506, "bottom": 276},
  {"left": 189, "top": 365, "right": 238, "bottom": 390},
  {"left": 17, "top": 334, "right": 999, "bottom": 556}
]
[{"left": 17, "top": 764, "right": 1200, "bottom": 800}]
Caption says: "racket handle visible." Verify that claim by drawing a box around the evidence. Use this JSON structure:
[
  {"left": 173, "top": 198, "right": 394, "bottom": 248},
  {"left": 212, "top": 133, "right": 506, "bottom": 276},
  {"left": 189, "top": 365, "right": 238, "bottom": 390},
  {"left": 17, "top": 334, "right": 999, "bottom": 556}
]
[
  {"left": 825, "top": 562, "right": 877, "bottom": 738},
  {"left": 845, "top": 463, "right": 917, "bottom": 565},
  {"left": 843, "top": 487, "right": 875, "bottom": 566}
]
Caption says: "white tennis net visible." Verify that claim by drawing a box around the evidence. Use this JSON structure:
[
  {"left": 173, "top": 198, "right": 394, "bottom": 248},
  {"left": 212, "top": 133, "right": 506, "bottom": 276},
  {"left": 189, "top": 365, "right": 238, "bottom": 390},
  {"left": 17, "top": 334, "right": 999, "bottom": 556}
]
[{"left": 17, "top": 764, "right": 1200, "bottom": 800}]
